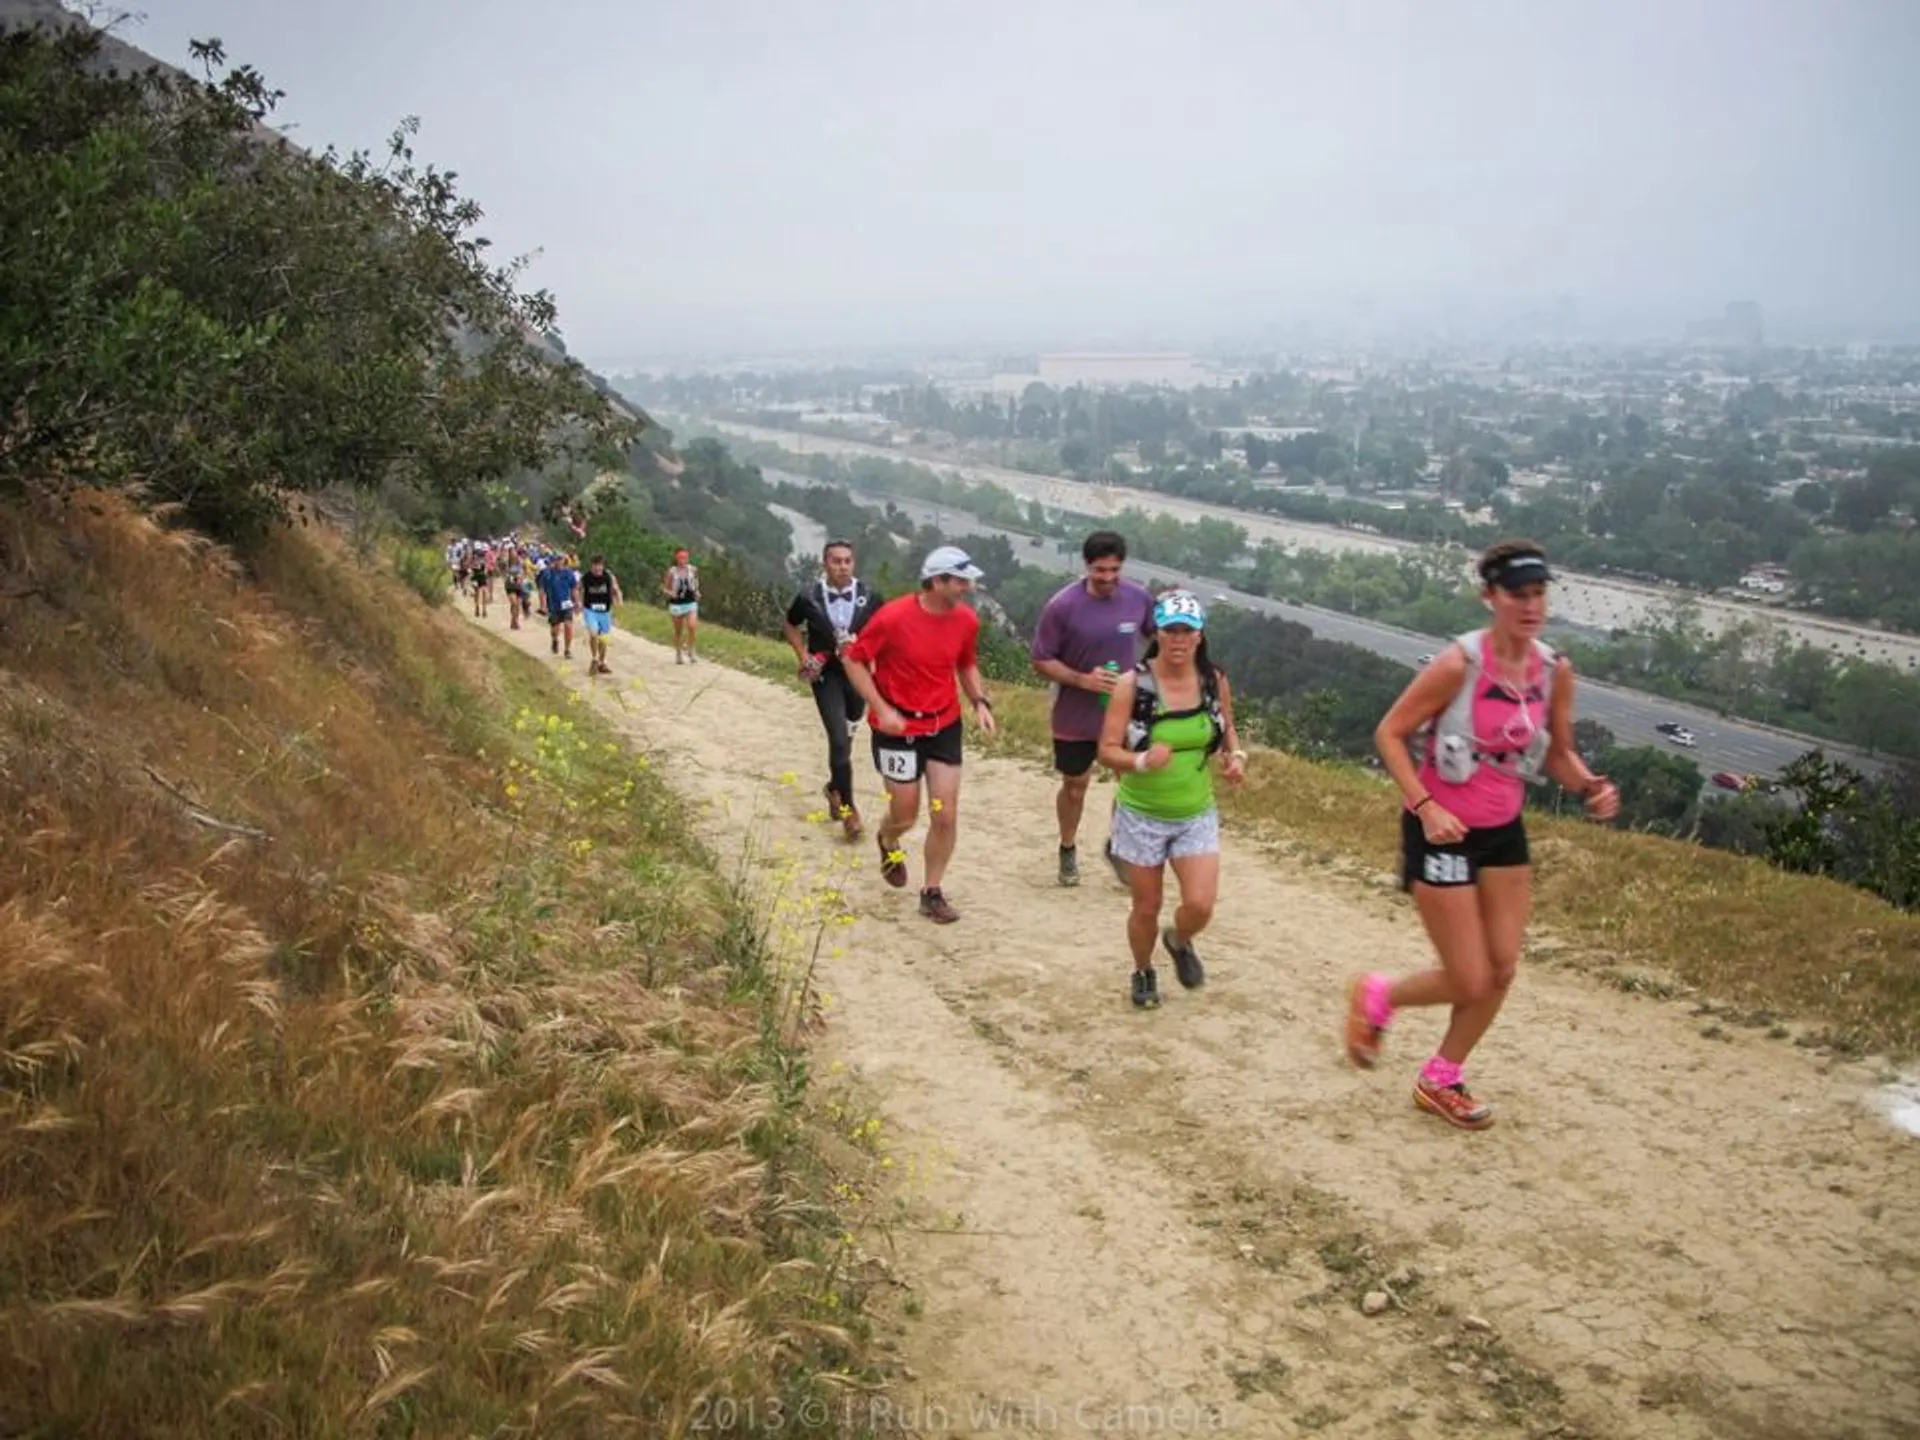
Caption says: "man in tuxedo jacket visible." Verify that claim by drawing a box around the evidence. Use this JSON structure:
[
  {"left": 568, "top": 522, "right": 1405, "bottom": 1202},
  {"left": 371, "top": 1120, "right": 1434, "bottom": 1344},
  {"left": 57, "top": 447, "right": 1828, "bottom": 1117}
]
[{"left": 783, "top": 539, "right": 886, "bottom": 840}]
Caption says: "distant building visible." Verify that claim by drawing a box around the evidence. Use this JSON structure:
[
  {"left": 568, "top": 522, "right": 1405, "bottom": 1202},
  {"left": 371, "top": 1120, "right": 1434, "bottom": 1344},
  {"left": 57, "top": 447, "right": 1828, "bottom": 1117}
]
[
  {"left": 1685, "top": 301, "right": 1765, "bottom": 348},
  {"left": 1034, "top": 353, "right": 1206, "bottom": 388}
]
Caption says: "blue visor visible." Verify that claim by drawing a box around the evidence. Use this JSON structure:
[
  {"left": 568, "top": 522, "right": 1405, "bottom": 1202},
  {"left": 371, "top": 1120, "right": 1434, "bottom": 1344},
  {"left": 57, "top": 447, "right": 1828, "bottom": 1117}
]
[{"left": 1152, "top": 590, "right": 1207, "bottom": 631}]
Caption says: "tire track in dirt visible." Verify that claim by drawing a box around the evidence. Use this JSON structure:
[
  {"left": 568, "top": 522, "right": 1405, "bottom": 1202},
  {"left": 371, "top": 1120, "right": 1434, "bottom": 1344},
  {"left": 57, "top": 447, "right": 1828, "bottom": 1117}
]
[{"left": 469, "top": 612, "right": 1920, "bottom": 1439}]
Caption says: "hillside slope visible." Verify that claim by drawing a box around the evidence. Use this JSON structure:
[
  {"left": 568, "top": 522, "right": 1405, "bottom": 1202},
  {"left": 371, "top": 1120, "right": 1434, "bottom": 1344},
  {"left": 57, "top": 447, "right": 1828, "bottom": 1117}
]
[
  {"left": 0, "top": 496, "right": 867, "bottom": 1436},
  {"left": 471, "top": 605, "right": 1920, "bottom": 1440}
]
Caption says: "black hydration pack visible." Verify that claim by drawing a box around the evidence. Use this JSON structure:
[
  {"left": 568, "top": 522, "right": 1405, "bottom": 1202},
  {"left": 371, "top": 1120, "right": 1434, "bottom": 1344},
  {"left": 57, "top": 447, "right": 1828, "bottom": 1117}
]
[{"left": 1124, "top": 663, "right": 1227, "bottom": 757}]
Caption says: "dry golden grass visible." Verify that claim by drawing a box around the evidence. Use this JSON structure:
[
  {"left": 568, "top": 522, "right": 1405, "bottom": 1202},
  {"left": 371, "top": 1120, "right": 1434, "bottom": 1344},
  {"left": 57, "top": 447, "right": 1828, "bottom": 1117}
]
[
  {"left": 0, "top": 492, "right": 871, "bottom": 1437},
  {"left": 697, "top": 616, "right": 1920, "bottom": 1062}
]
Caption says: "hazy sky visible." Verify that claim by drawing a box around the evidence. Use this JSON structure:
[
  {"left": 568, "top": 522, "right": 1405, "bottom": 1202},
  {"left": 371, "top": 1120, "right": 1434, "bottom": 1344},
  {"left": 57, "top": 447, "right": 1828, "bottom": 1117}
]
[{"left": 118, "top": 0, "right": 1920, "bottom": 358}]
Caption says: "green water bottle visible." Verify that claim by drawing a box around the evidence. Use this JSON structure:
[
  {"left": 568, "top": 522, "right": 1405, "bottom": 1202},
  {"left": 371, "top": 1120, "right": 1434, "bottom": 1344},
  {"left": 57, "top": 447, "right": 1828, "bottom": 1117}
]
[{"left": 1096, "top": 660, "right": 1121, "bottom": 709}]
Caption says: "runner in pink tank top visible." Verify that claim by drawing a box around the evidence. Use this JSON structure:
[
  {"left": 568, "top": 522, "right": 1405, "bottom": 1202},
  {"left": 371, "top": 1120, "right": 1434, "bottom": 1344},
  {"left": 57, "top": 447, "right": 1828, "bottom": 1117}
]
[
  {"left": 1412, "top": 632, "right": 1549, "bottom": 833},
  {"left": 1339, "top": 540, "right": 1620, "bottom": 1131}
]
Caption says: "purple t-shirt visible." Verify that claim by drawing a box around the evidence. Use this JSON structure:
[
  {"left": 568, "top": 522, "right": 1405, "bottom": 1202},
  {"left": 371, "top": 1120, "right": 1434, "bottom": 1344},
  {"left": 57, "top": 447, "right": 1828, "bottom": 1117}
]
[{"left": 1030, "top": 577, "right": 1155, "bottom": 740}]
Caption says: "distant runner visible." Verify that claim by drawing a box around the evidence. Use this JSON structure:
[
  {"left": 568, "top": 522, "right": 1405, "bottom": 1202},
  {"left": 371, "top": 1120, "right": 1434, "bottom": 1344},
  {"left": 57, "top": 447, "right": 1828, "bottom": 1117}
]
[
  {"left": 539, "top": 552, "right": 580, "bottom": 660},
  {"left": 661, "top": 549, "right": 700, "bottom": 664},
  {"left": 502, "top": 548, "right": 532, "bottom": 630},
  {"left": 468, "top": 545, "right": 491, "bottom": 618},
  {"left": 579, "top": 554, "right": 623, "bottom": 675},
  {"left": 1343, "top": 539, "right": 1619, "bottom": 1129},
  {"left": 1029, "top": 530, "right": 1154, "bottom": 886},
  {"left": 1096, "top": 591, "right": 1245, "bottom": 1010},
  {"left": 783, "top": 539, "right": 884, "bottom": 841},
  {"left": 840, "top": 546, "right": 996, "bottom": 924}
]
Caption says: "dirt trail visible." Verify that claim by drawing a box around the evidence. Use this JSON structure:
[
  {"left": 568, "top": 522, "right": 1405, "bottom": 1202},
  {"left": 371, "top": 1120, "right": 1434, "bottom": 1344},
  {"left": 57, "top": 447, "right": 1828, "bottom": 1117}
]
[{"left": 470, "top": 612, "right": 1920, "bottom": 1439}]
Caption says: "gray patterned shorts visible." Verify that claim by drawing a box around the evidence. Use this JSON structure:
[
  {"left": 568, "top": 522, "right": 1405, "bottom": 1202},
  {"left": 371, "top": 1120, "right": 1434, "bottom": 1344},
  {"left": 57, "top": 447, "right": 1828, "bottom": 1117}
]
[{"left": 1110, "top": 805, "right": 1221, "bottom": 867}]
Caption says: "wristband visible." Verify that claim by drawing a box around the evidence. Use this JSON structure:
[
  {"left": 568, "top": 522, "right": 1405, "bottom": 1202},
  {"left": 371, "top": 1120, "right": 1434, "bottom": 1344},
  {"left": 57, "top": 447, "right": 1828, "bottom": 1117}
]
[
  {"left": 1230, "top": 750, "right": 1249, "bottom": 763},
  {"left": 1133, "top": 751, "right": 1149, "bottom": 772},
  {"left": 1412, "top": 795, "right": 1433, "bottom": 812},
  {"left": 973, "top": 695, "right": 993, "bottom": 710}
]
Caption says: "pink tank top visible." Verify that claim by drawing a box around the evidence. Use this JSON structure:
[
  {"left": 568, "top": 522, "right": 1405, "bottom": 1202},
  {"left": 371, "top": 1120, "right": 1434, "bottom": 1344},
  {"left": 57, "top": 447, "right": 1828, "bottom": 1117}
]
[{"left": 1413, "top": 634, "right": 1548, "bottom": 831}]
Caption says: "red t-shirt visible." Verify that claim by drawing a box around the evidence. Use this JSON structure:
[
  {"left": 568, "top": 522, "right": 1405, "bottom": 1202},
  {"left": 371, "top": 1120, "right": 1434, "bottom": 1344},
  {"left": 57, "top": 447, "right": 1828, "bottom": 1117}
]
[{"left": 842, "top": 594, "right": 980, "bottom": 737}]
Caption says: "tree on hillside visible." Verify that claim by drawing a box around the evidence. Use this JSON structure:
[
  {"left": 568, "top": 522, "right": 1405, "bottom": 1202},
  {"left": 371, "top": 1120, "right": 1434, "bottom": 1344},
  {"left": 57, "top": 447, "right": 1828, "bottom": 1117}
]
[
  {"left": 1766, "top": 750, "right": 1863, "bottom": 880},
  {"left": 1601, "top": 745, "right": 1702, "bottom": 834},
  {"left": 0, "top": 26, "right": 631, "bottom": 536}
]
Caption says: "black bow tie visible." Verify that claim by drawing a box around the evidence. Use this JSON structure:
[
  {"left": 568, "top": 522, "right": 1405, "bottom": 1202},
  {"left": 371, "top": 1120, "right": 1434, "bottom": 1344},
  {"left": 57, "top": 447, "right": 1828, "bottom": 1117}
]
[{"left": 827, "top": 589, "right": 853, "bottom": 601}]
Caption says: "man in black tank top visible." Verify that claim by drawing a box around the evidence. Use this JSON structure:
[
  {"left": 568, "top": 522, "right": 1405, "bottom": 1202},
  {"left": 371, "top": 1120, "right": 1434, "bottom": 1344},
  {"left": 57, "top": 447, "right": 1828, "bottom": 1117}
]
[{"left": 579, "top": 555, "right": 623, "bottom": 675}]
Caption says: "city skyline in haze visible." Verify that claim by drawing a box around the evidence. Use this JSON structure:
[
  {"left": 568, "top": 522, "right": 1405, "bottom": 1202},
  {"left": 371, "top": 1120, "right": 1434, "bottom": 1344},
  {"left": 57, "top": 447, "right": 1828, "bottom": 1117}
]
[{"left": 115, "top": 0, "right": 1920, "bottom": 361}]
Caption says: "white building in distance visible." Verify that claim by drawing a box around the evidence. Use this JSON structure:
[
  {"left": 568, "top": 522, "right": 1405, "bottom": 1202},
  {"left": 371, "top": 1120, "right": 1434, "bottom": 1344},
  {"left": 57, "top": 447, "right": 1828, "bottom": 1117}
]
[{"left": 1034, "top": 352, "right": 1207, "bottom": 388}]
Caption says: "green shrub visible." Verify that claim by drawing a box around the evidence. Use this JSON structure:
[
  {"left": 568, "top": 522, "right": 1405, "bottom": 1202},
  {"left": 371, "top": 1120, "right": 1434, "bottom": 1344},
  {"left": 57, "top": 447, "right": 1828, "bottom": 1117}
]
[{"left": 392, "top": 541, "right": 450, "bottom": 605}]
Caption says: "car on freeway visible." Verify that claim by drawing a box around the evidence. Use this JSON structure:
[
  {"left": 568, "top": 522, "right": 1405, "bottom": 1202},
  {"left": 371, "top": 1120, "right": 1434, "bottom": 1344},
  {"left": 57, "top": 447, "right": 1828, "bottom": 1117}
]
[
  {"left": 1668, "top": 728, "right": 1698, "bottom": 748},
  {"left": 1710, "top": 771, "right": 1745, "bottom": 791},
  {"left": 1416, "top": 652, "right": 1435, "bottom": 666},
  {"left": 1655, "top": 721, "right": 1684, "bottom": 736}
]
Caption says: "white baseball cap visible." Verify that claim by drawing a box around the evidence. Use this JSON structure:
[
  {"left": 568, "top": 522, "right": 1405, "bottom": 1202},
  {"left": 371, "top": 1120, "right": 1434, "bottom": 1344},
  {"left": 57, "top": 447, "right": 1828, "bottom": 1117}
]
[{"left": 920, "top": 545, "right": 984, "bottom": 581}]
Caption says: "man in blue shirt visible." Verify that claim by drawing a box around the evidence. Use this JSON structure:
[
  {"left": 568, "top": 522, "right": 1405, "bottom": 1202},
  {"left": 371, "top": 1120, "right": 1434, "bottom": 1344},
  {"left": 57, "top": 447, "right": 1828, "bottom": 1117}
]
[{"left": 538, "top": 555, "right": 580, "bottom": 660}]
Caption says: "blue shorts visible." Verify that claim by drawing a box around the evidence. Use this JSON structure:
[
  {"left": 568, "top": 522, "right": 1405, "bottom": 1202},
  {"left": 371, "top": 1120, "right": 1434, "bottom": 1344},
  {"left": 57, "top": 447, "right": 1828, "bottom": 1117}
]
[
  {"left": 583, "top": 609, "right": 613, "bottom": 637},
  {"left": 667, "top": 601, "right": 698, "bottom": 619}
]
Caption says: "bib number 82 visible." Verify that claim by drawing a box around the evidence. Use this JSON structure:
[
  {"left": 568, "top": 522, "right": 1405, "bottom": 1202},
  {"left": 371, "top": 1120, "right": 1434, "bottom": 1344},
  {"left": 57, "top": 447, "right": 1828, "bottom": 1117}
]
[{"left": 878, "top": 746, "right": 919, "bottom": 783}]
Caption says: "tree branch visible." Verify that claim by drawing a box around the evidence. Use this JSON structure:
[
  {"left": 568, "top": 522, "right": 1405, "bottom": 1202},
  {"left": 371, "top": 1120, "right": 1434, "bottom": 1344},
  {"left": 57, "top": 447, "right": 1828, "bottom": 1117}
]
[{"left": 142, "top": 765, "right": 272, "bottom": 843}]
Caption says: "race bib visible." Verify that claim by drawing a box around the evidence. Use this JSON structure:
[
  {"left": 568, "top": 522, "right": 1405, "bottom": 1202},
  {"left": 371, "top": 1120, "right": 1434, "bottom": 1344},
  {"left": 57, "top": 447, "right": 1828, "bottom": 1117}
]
[
  {"left": 877, "top": 745, "right": 919, "bottom": 783},
  {"left": 589, "top": 603, "right": 609, "bottom": 612}
]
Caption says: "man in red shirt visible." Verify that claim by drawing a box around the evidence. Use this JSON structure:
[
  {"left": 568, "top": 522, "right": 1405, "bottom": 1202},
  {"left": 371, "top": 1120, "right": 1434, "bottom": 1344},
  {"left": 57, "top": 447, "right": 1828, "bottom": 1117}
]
[{"left": 841, "top": 546, "right": 998, "bottom": 924}]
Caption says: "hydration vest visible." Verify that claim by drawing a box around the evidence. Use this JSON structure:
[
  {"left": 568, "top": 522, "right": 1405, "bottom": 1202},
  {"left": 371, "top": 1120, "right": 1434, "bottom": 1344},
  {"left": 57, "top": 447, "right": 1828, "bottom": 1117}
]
[
  {"left": 1414, "top": 629, "right": 1558, "bottom": 785},
  {"left": 1124, "top": 663, "right": 1227, "bottom": 757},
  {"left": 670, "top": 567, "right": 698, "bottom": 603}
]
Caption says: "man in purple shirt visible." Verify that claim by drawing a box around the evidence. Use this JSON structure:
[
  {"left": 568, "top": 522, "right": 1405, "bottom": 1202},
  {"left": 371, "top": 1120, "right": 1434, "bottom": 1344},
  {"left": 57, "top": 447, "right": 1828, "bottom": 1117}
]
[{"left": 1029, "top": 531, "right": 1156, "bottom": 887}]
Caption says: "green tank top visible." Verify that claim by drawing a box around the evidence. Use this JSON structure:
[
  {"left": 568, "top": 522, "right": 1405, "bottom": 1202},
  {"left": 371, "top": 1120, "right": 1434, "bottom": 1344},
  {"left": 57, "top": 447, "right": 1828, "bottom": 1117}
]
[{"left": 1116, "top": 708, "right": 1217, "bottom": 821}]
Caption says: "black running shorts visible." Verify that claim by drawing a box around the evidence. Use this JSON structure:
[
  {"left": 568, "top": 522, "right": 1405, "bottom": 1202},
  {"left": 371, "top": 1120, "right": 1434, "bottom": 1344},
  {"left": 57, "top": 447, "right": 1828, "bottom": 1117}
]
[
  {"left": 871, "top": 720, "right": 963, "bottom": 785},
  {"left": 1400, "top": 810, "right": 1529, "bottom": 891},
  {"left": 1052, "top": 738, "right": 1099, "bottom": 777}
]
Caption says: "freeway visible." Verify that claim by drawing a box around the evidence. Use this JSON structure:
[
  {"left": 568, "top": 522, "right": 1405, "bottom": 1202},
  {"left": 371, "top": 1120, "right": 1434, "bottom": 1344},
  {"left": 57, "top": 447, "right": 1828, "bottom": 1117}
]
[
  {"left": 768, "top": 469, "right": 1876, "bottom": 784},
  {"left": 712, "top": 416, "right": 1920, "bottom": 674}
]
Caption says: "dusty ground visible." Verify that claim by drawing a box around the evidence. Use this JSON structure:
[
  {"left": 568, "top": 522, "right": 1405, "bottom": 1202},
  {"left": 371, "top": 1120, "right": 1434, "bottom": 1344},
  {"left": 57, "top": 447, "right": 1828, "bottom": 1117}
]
[{"left": 470, "top": 611, "right": 1920, "bottom": 1439}]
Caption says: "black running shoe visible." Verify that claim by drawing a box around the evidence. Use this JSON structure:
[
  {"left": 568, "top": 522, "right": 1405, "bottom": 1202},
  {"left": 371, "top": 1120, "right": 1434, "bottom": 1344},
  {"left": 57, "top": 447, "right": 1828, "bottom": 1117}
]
[
  {"left": 919, "top": 887, "right": 959, "bottom": 924},
  {"left": 877, "top": 833, "right": 908, "bottom": 889},
  {"left": 1057, "top": 845, "right": 1080, "bottom": 887},
  {"left": 1131, "top": 967, "right": 1161, "bottom": 1010},
  {"left": 1162, "top": 927, "right": 1206, "bottom": 990}
]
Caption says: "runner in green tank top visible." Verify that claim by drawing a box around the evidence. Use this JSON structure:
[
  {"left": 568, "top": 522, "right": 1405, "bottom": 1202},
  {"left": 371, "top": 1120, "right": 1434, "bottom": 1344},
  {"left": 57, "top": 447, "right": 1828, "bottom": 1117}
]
[
  {"left": 1097, "top": 591, "right": 1247, "bottom": 1010},
  {"left": 1114, "top": 708, "right": 1218, "bottom": 821}
]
